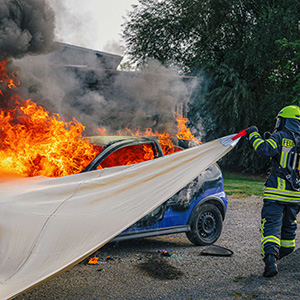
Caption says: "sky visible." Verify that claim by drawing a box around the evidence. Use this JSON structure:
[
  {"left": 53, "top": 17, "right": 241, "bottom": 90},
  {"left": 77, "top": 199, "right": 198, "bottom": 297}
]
[{"left": 49, "top": 0, "right": 139, "bottom": 55}]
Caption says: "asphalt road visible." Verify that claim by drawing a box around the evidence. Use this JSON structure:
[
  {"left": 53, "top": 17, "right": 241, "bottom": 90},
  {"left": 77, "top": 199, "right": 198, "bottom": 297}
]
[{"left": 16, "top": 196, "right": 300, "bottom": 300}]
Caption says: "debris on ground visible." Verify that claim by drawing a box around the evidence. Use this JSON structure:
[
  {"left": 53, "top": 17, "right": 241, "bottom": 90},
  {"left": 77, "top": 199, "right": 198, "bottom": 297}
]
[
  {"left": 200, "top": 245, "right": 234, "bottom": 257},
  {"left": 158, "top": 250, "right": 172, "bottom": 257}
]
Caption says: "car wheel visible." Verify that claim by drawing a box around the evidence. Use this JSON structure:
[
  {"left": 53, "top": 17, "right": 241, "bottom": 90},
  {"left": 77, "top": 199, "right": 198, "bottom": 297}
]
[{"left": 186, "top": 203, "right": 223, "bottom": 246}]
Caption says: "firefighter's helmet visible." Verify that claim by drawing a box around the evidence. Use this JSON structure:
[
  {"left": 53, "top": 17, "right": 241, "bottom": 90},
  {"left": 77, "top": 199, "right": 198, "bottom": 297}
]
[
  {"left": 277, "top": 105, "right": 300, "bottom": 120},
  {"left": 275, "top": 105, "right": 300, "bottom": 131}
]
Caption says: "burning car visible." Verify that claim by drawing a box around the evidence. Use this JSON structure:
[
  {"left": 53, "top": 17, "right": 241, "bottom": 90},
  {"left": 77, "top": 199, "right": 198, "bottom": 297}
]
[{"left": 82, "top": 135, "right": 228, "bottom": 246}]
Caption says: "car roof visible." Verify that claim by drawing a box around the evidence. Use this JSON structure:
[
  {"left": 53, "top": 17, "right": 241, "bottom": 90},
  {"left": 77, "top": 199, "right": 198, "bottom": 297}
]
[{"left": 86, "top": 135, "right": 159, "bottom": 147}]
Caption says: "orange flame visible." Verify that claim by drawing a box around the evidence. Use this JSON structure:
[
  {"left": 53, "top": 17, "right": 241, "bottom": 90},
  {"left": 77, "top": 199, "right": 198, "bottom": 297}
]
[
  {"left": 98, "top": 144, "right": 156, "bottom": 169},
  {"left": 0, "top": 60, "right": 200, "bottom": 177},
  {"left": 88, "top": 256, "right": 99, "bottom": 265},
  {"left": 0, "top": 60, "right": 98, "bottom": 177},
  {"left": 175, "top": 112, "right": 200, "bottom": 144},
  {"left": 0, "top": 60, "right": 19, "bottom": 91},
  {"left": 120, "top": 127, "right": 176, "bottom": 156},
  {"left": 93, "top": 119, "right": 200, "bottom": 169}
]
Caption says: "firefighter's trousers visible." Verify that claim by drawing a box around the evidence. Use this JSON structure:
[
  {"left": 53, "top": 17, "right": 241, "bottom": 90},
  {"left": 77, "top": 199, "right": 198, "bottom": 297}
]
[{"left": 260, "top": 200, "right": 300, "bottom": 260}]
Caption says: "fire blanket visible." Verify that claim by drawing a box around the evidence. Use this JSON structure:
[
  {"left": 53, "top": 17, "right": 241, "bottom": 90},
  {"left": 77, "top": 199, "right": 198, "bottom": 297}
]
[{"left": 0, "top": 134, "right": 241, "bottom": 300}]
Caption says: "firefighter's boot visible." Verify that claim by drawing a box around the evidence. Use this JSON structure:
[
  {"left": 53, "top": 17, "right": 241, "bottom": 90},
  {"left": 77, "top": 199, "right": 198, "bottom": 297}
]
[
  {"left": 279, "top": 247, "right": 293, "bottom": 260},
  {"left": 263, "top": 254, "right": 278, "bottom": 277}
]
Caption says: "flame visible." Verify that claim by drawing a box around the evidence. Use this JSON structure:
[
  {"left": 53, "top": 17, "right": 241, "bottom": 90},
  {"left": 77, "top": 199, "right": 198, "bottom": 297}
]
[
  {"left": 98, "top": 144, "right": 156, "bottom": 169},
  {"left": 0, "top": 60, "right": 200, "bottom": 177},
  {"left": 93, "top": 120, "right": 200, "bottom": 169},
  {"left": 120, "top": 127, "right": 176, "bottom": 156},
  {"left": 88, "top": 255, "right": 99, "bottom": 265},
  {"left": 0, "top": 60, "right": 19, "bottom": 91},
  {"left": 175, "top": 112, "right": 200, "bottom": 144},
  {"left": 0, "top": 60, "right": 98, "bottom": 177}
]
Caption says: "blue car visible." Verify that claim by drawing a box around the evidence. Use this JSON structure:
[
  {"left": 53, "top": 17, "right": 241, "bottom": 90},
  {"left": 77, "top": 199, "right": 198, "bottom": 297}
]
[{"left": 82, "top": 136, "right": 228, "bottom": 246}]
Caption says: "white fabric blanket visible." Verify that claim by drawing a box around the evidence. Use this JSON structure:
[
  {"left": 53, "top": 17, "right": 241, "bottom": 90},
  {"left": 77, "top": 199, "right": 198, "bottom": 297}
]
[{"left": 0, "top": 134, "right": 239, "bottom": 300}]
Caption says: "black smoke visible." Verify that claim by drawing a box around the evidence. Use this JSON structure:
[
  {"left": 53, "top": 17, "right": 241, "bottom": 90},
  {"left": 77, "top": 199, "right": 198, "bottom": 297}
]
[
  {"left": 0, "top": 0, "right": 199, "bottom": 139},
  {"left": 0, "top": 0, "right": 57, "bottom": 60}
]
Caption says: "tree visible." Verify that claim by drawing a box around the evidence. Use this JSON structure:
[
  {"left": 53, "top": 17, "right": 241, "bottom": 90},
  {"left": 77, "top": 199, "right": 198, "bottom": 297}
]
[
  {"left": 123, "top": 0, "right": 300, "bottom": 173},
  {"left": 272, "top": 39, "right": 300, "bottom": 104}
]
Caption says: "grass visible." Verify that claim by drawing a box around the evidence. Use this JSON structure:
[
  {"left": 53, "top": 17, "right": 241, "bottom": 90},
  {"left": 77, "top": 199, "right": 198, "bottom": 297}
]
[{"left": 223, "top": 171, "right": 265, "bottom": 198}]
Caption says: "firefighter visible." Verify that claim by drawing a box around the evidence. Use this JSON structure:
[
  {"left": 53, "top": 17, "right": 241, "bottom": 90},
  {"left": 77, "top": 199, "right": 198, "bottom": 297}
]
[{"left": 246, "top": 105, "right": 300, "bottom": 277}]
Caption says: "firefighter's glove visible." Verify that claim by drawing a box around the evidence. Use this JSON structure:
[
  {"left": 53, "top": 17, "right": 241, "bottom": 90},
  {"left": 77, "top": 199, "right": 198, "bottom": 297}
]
[{"left": 245, "top": 126, "right": 258, "bottom": 135}]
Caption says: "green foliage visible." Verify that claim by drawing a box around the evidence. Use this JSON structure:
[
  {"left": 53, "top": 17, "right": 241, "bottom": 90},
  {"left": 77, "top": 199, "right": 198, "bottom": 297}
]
[
  {"left": 118, "top": 61, "right": 137, "bottom": 71},
  {"left": 123, "top": 0, "right": 300, "bottom": 173},
  {"left": 273, "top": 39, "right": 300, "bottom": 104}
]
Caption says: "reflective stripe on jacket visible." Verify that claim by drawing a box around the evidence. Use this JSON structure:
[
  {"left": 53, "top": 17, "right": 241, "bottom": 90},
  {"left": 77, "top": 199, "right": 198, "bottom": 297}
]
[{"left": 248, "top": 129, "right": 300, "bottom": 203}]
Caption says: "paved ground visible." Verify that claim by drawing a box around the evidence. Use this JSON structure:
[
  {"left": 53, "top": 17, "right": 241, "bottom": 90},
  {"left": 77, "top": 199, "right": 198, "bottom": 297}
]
[{"left": 16, "top": 196, "right": 300, "bottom": 300}]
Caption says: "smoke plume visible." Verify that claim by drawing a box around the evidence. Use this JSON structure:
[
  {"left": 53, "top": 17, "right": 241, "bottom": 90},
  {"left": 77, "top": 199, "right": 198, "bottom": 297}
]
[
  {"left": 2, "top": 0, "right": 198, "bottom": 139},
  {"left": 0, "top": 0, "right": 57, "bottom": 60},
  {"left": 15, "top": 55, "right": 197, "bottom": 137}
]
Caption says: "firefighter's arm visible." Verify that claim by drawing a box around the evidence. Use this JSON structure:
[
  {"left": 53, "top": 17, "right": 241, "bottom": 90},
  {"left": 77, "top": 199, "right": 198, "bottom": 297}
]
[{"left": 246, "top": 126, "right": 279, "bottom": 158}]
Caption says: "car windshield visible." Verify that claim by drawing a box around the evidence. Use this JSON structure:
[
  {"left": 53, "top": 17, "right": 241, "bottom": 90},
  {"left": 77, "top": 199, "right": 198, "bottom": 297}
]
[{"left": 97, "top": 144, "right": 156, "bottom": 169}]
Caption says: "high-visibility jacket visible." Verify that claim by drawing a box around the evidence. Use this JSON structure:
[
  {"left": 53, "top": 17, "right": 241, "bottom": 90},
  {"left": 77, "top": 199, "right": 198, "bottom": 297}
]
[{"left": 248, "top": 120, "right": 300, "bottom": 204}]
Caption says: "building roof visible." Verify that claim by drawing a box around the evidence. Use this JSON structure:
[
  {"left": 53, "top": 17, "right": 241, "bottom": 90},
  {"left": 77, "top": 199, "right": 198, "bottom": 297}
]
[{"left": 47, "top": 43, "right": 123, "bottom": 70}]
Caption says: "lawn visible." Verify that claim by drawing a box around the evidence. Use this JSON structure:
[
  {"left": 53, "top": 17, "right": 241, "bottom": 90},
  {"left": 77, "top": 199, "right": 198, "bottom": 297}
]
[{"left": 222, "top": 171, "right": 266, "bottom": 198}]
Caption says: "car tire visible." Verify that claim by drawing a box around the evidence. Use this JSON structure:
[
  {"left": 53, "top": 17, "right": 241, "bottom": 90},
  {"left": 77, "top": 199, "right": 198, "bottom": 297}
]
[{"left": 186, "top": 203, "right": 223, "bottom": 246}]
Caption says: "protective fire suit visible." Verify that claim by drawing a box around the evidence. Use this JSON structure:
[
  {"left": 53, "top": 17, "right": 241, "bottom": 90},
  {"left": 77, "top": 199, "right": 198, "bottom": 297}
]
[{"left": 247, "top": 118, "right": 300, "bottom": 260}]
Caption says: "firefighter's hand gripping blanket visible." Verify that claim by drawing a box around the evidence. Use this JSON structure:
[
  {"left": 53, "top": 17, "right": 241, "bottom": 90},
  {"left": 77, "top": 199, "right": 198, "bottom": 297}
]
[{"left": 0, "top": 134, "right": 240, "bottom": 300}]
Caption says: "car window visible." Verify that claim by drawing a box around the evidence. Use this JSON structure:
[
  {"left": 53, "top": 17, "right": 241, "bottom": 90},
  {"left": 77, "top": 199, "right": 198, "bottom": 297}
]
[
  {"left": 97, "top": 144, "right": 155, "bottom": 169},
  {"left": 161, "top": 144, "right": 183, "bottom": 156},
  {"left": 173, "top": 146, "right": 183, "bottom": 153}
]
